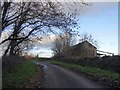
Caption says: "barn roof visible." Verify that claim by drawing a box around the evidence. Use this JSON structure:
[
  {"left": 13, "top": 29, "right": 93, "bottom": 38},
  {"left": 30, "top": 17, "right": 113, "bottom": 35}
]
[{"left": 72, "top": 40, "right": 97, "bottom": 49}]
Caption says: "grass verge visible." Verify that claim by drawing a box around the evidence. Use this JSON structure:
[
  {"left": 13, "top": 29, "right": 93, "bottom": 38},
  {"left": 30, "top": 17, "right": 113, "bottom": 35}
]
[
  {"left": 50, "top": 60, "right": 120, "bottom": 88},
  {"left": 3, "top": 60, "right": 38, "bottom": 88}
]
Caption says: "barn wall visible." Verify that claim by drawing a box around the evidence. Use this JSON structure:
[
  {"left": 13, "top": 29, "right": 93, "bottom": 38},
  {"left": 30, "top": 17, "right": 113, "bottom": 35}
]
[{"left": 69, "top": 42, "right": 97, "bottom": 58}]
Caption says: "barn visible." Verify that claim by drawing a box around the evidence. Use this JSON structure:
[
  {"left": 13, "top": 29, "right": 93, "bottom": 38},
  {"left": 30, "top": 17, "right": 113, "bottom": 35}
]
[{"left": 70, "top": 41, "right": 97, "bottom": 58}]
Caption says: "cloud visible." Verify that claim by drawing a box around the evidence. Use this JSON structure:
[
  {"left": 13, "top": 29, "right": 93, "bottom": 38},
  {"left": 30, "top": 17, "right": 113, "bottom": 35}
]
[
  {"left": 35, "top": 34, "right": 57, "bottom": 49},
  {"left": 60, "top": 1, "right": 117, "bottom": 17},
  {"left": 30, "top": 48, "right": 53, "bottom": 57},
  {"left": 79, "top": 2, "right": 117, "bottom": 16}
]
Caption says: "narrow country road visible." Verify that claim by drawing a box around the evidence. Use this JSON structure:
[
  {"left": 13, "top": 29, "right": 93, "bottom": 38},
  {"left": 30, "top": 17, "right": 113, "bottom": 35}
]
[{"left": 35, "top": 61, "right": 107, "bottom": 88}]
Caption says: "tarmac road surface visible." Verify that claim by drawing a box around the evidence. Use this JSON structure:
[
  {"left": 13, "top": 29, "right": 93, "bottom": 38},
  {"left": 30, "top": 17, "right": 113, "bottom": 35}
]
[{"left": 35, "top": 61, "right": 108, "bottom": 88}]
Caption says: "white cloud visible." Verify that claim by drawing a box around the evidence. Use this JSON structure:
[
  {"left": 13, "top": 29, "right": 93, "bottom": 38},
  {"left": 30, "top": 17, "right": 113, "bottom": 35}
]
[
  {"left": 52, "top": 2, "right": 118, "bottom": 18},
  {"left": 35, "top": 34, "right": 56, "bottom": 49},
  {"left": 77, "top": 2, "right": 117, "bottom": 16}
]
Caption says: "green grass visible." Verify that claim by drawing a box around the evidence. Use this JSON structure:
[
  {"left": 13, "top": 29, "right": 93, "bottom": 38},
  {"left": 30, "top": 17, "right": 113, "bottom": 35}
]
[
  {"left": 3, "top": 61, "right": 37, "bottom": 88},
  {"left": 50, "top": 60, "right": 119, "bottom": 81}
]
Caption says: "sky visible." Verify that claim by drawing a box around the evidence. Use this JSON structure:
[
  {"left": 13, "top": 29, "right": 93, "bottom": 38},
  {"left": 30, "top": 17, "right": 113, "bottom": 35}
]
[
  {"left": 77, "top": 2, "right": 118, "bottom": 55},
  {"left": 29, "top": 2, "right": 118, "bottom": 58},
  {"left": 0, "top": 1, "right": 118, "bottom": 58},
  {"left": 10, "top": 0, "right": 119, "bottom": 2}
]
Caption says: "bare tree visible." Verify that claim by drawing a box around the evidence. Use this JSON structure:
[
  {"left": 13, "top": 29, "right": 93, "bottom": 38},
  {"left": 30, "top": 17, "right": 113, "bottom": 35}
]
[
  {"left": 1, "top": 1, "right": 89, "bottom": 56},
  {"left": 79, "top": 33, "right": 98, "bottom": 48},
  {"left": 0, "top": 1, "right": 2, "bottom": 38},
  {"left": 1, "top": 2, "right": 78, "bottom": 56},
  {"left": 52, "top": 32, "right": 75, "bottom": 57}
]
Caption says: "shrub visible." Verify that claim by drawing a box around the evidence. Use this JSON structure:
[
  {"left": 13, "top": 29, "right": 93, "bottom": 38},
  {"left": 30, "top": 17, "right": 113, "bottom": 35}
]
[
  {"left": 2, "top": 55, "right": 38, "bottom": 88},
  {"left": 2, "top": 55, "right": 25, "bottom": 73},
  {"left": 55, "top": 56, "right": 120, "bottom": 72}
]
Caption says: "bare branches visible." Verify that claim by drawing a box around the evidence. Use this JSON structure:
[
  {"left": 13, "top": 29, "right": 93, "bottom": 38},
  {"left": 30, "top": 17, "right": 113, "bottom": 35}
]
[
  {"left": 52, "top": 32, "right": 74, "bottom": 57},
  {"left": 79, "top": 33, "right": 98, "bottom": 48},
  {"left": 1, "top": 1, "right": 87, "bottom": 56}
]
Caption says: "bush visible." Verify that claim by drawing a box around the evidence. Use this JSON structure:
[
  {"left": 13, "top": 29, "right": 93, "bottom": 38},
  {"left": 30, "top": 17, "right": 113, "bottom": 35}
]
[
  {"left": 2, "top": 55, "right": 38, "bottom": 88},
  {"left": 2, "top": 55, "right": 25, "bottom": 73},
  {"left": 55, "top": 56, "right": 120, "bottom": 72}
]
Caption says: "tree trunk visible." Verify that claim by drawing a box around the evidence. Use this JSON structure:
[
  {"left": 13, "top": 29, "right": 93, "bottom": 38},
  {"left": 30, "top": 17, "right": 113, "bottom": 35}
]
[
  {"left": 0, "top": 2, "right": 2, "bottom": 38},
  {"left": 3, "top": 42, "right": 11, "bottom": 56},
  {"left": 0, "top": 30, "right": 1, "bottom": 39},
  {"left": 9, "top": 40, "right": 16, "bottom": 55}
]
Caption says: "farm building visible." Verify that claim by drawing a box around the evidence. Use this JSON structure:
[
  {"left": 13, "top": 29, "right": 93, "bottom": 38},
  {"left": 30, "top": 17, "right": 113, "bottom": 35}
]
[{"left": 69, "top": 41, "right": 97, "bottom": 58}]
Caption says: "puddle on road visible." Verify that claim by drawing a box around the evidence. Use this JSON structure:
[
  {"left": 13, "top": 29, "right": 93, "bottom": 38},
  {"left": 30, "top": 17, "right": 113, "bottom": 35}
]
[
  {"left": 40, "top": 64, "right": 48, "bottom": 70},
  {"left": 33, "top": 61, "right": 48, "bottom": 70}
]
